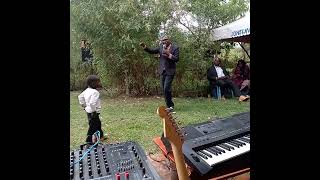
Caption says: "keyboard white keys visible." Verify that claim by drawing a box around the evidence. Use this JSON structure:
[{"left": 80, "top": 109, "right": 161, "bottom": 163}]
[{"left": 197, "top": 139, "right": 250, "bottom": 166}]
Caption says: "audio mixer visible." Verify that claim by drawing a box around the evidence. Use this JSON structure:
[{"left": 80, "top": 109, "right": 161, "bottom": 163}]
[{"left": 70, "top": 141, "right": 161, "bottom": 180}]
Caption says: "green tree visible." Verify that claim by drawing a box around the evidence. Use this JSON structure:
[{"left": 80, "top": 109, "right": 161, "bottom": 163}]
[{"left": 70, "top": 0, "right": 249, "bottom": 96}]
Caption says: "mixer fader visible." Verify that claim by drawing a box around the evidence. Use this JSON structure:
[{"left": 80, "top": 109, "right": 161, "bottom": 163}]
[{"left": 70, "top": 141, "right": 160, "bottom": 180}]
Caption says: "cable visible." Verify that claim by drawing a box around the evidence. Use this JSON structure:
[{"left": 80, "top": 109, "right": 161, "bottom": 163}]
[{"left": 70, "top": 130, "right": 100, "bottom": 167}]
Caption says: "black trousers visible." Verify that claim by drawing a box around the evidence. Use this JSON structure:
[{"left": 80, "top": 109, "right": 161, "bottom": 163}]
[
  {"left": 216, "top": 79, "right": 241, "bottom": 97},
  {"left": 241, "top": 86, "right": 250, "bottom": 96},
  {"left": 86, "top": 112, "right": 103, "bottom": 143},
  {"left": 160, "top": 73, "right": 175, "bottom": 108}
]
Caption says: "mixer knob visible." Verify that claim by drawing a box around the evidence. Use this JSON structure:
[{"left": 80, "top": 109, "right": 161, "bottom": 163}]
[
  {"left": 134, "top": 152, "right": 137, "bottom": 157},
  {"left": 115, "top": 173, "right": 120, "bottom": 180},
  {"left": 139, "top": 161, "right": 143, "bottom": 168},
  {"left": 106, "top": 167, "right": 110, "bottom": 172},
  {"left": 125, "top": 171, "right": 129, "bottom": 179}
]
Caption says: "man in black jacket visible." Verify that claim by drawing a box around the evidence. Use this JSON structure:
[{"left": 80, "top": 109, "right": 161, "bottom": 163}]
[
  {"left": 207, "top": 57, "right": 241, "bottom": 98},
  {"left": 140, "top": 36, "right": 179, "bottom": 112}
]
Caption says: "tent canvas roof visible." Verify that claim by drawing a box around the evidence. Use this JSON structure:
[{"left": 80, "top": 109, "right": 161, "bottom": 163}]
[{"left": 211, "top": 14, "right": 250, "bottom": 43}]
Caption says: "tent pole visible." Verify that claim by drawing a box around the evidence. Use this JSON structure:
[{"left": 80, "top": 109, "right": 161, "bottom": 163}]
[{"left": 239, "top": 42, "right": 250, "bottom": 59}]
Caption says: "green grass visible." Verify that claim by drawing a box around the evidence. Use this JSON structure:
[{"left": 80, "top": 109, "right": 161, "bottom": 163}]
[{"left": 70, "top": 91, "right": 250, "bottom": 153}]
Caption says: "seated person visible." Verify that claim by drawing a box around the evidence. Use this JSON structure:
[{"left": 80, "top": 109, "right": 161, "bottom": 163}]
[
  {"left": 232, "top": 59, "right": 250, "bottom": 88},
  {"left": 207, "top": 57, "right": 241, "bottom": 98},
  {"left": 231, "top": 60, "right": 250, "bottom": 101}
]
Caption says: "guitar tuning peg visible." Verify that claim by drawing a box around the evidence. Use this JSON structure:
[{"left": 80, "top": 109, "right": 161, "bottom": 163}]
[
  {"left": 175, "top": 129, "right": 180, "bottom": 134},
  {"left": 173, "top": 123, "right": 178, "bottom": 129}
]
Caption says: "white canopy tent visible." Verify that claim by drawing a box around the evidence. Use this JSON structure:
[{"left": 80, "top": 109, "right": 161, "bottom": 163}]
[
  {"left": 211, "top": 13, "right": 250, "bottom": 43},
  {"left": 211, "top": 13, "right": 250, "bottom": 58}
]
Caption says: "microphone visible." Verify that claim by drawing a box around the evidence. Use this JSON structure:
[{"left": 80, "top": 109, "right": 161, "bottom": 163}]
[{"left": 163, "top": 44, "right": 167, "bottom": 49}]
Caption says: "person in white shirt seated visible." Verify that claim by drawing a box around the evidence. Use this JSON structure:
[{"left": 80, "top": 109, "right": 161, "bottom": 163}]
[
  {"left": 78, "top": 75, "right": 104, "bottom": 144},
  {"left": 207, "top": 57, "right": 241, "bottom": 98}
]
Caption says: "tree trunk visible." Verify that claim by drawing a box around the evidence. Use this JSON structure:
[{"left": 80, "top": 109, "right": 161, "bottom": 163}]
[{"left": 124, "top": 69, "right": 130, "bottom": 95}]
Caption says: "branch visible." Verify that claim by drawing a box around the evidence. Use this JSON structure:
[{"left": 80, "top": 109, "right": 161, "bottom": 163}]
[{"left": 177, "top": 19, "right": 196, "bottom": 36}]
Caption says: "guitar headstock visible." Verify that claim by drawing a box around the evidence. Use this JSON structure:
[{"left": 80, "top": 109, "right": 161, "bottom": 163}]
[{"left": 157, "top": 106, "right": 184, "bottom": 147}]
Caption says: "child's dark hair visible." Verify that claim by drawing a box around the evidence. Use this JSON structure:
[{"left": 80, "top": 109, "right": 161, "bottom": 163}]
[{"left": 86, "top": 75, "right": 100, "bottom": 89}]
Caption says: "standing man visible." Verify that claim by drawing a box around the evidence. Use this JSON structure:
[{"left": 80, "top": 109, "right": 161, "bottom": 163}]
[
  {"left": 81, "top": 40, "right": 93, "bottom": 62},
  {"left": 140, "top": 35, "right": 179, "bottom": 112}
]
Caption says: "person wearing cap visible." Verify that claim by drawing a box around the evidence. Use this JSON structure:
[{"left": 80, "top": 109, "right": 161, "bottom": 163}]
[{"left": 140, "top": 35, "right": 179, "bottom": 112}]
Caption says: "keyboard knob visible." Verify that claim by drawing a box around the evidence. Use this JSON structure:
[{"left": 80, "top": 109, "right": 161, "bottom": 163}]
[
  {"left": 191, "top": 154, "right": 200, "bottom": 162},
  {"left": 142, "top": 167, "right": 145, "bottom": 175}
]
